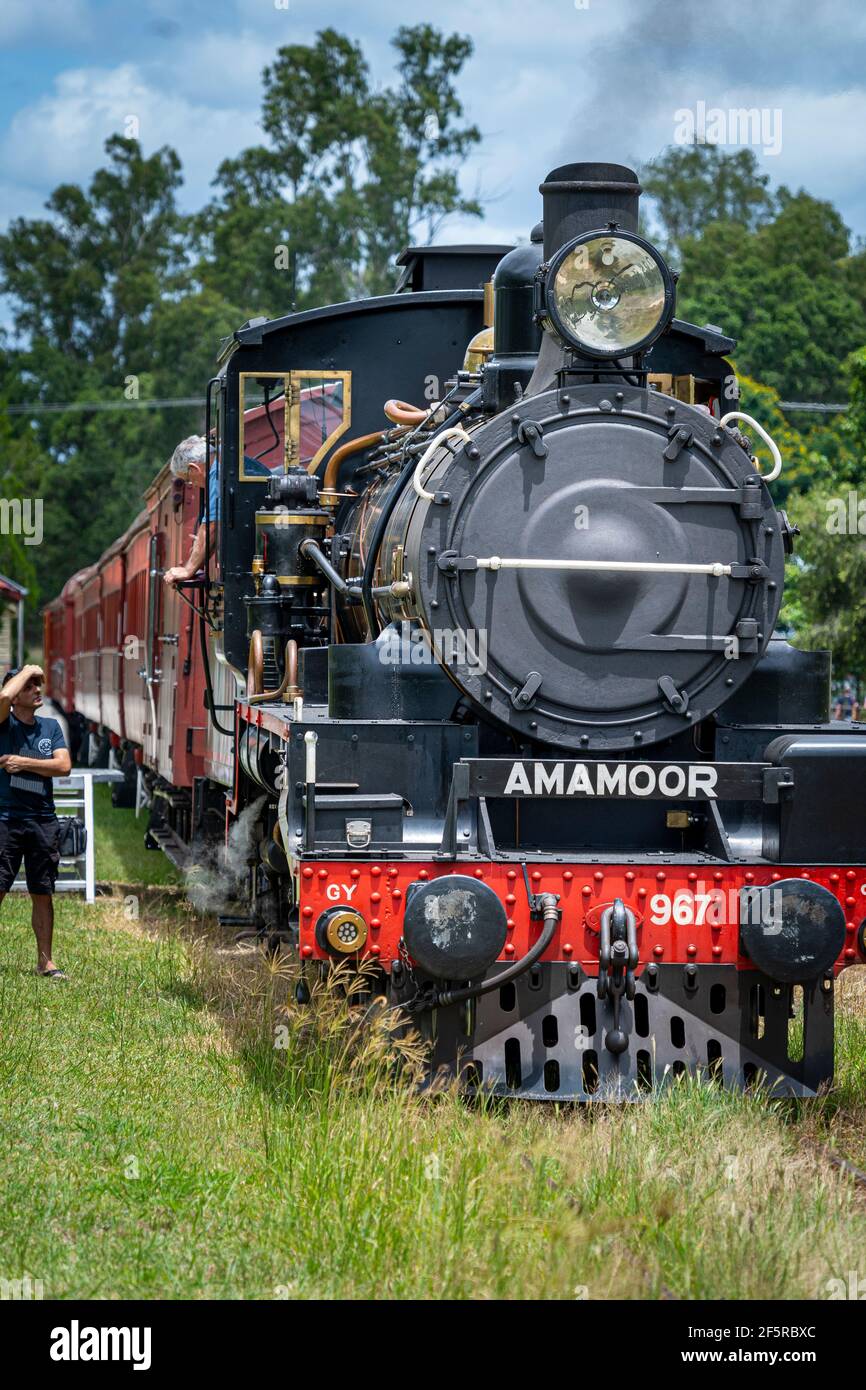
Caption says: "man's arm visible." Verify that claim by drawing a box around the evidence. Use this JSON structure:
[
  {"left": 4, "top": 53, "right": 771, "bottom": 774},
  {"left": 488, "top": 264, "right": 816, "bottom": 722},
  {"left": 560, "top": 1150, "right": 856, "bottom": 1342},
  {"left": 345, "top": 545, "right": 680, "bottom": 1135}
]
[
  {"left": 164, "top": 521, "right": 217, "bottom": 588},
  {"left": 0, "top": 664, "right": 44, "bottom": 723},
  {"left": 0, "top": 749, "right": 72, "bottom": 777}
]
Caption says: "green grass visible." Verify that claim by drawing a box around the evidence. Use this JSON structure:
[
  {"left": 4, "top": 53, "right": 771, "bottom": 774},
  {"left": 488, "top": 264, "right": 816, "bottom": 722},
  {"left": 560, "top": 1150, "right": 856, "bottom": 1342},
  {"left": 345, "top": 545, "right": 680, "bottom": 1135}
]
[
  {"left": 92, "top": 783, "right": 180, "bottom": 887},
  {"left": 0, "top": 789, "right": 864, "bottom": 1300}
]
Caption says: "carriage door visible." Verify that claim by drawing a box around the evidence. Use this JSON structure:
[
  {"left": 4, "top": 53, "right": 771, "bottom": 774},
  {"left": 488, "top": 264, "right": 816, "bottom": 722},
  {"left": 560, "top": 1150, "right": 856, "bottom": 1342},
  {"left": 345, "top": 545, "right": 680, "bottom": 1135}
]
[{"left": 144, "top": 529, "right": 163, "bottom": 764}]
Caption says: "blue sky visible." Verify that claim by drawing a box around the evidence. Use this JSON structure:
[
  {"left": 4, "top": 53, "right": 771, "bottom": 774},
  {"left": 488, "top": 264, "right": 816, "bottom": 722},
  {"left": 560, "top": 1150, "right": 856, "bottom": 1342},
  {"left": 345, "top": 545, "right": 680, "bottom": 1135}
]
[{"left": 1, "top": 0, "right": 865, "bottom": 252}]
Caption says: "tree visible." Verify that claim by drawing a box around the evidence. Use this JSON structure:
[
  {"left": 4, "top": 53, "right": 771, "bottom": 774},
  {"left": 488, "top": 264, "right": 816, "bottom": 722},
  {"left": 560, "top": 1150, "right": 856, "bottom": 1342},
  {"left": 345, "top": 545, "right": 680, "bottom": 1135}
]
[
  {"left": 780, "top": 347, "right": 866, "bottom": 674},
  {"left": 674, "top": 192, "right": 866, "bottom": 401},
  {"left": 0, "top": 137, "right": 241, "bottom": 629},
  {"left": 195, "top": 24, "right": 482, "bottom": 318},
  {"left": 640, "top": 145, "right": 774, "bottom": 258}
]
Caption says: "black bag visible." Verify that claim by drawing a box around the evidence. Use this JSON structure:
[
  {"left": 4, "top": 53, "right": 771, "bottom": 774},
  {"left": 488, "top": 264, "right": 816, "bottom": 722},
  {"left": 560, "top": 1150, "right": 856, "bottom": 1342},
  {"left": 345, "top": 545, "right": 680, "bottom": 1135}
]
[{"left": 58, "top": 816, "right": 87, "bottom": 858}]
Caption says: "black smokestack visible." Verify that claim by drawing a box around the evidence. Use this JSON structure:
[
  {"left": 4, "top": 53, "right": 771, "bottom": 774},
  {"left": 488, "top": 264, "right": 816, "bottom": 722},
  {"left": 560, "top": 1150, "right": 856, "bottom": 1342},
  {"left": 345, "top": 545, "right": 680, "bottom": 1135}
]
[{"left": 539, "top": 162, "right": 641, "bottom": 261}]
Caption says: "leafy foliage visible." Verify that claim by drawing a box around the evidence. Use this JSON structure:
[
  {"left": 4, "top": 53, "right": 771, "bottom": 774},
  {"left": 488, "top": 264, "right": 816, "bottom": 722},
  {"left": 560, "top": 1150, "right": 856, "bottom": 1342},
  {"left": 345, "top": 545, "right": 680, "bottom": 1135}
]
[
  {"left": 645, "top": 145, "right": 866, "bottom": 401},
  {"left": 194, "top": 24, "right": 482, "bottom": 315},
  {"left": 0, "top": 27, "right": 481, "bottom": 631},
  {"left": 779, "top": 349, "right": 866, "bottom": 674}
]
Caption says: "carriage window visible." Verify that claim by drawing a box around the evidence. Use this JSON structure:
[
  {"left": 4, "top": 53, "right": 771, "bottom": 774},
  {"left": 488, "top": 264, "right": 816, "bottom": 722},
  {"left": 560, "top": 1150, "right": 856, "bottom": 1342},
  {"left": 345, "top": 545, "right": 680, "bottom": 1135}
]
[{"left": 238, "top": 370, "right": 351, "bottom": 481}]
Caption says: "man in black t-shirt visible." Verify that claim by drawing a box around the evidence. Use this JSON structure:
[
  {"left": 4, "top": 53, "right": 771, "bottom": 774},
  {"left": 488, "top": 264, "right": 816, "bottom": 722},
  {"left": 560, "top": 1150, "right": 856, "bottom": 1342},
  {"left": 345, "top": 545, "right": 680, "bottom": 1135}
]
[{"left": 0, "top": 665, "right": 72, "bottom": 978}]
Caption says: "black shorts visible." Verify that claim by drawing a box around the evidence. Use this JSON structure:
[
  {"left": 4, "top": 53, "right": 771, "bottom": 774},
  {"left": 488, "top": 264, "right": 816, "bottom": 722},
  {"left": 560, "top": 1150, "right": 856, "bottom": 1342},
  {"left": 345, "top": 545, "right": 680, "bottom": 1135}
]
[{"left": 0, "top": 817, "right": 61, "bottom": 894}]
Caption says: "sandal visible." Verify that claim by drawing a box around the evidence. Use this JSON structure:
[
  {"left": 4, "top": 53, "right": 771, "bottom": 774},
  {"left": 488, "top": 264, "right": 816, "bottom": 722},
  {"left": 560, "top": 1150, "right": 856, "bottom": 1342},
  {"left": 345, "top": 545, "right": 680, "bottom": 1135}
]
[{"left": 37, "top": 968, "right": 69, "bottom": 981}]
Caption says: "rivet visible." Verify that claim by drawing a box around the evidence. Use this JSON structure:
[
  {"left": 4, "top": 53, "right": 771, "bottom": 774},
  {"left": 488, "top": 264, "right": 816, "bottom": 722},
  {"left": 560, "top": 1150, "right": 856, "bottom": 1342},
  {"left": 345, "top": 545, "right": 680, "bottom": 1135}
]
[
  {"left": 370, "top": 917, "right": 381, "bottom": 929},
  {"left": 563, "top": 943, "right": 573, "bottom": 956},
  {"left": 687, "top": 943, "right": 697, "bottom": 957},
  {"left": 350, "top": 868, "right": 360, "bottom": 879},
  {"left": 302, "top": 906, "right": 313, "bottom": 918},
  {"left": 371, "top": 866, "right": 381, "bottom": 877},
  {"left": 714, "top": 872, "right": 724, "bottom": 883},
  {"left": 846, "top": 870, "right": 856, "bottom": 881},
  {"left": 506, "top": 919, "right": 515, "bottom": 930},
  {"left": 318, "top": 868, "right": 328, "bottom": 880},
  {"left": 507, "top": 870, "right": 517, "bottom": 881},
  {"left": 830, "top": 873, "right": 840, "bottom": 884},
  {"left": 688, "top": 872, "right": 697, "bottom": 883},
  {"left": 474, "top": 868, "right": 484, "bottom": 879},
  {"left": 656, "top": 871, "right": 666, "bottom": 882},
  {"left": 653, "top": 944, "right": 664, "bottom": 957},
  {"left": 745, "top": 872, "right": 754, "bottom": 883},
  {"left": 369, "top": 945, "right": 381, "bottom": 957},
  {"left": 370, "top": 892, "right": 381, "bottom": 904},
  {"left": 532, "top": 871, "right": 542, "bottom": 883},
  {"left": 419, "top": 869, "right": 429, "bottom": 880},
  {"left": 505, "top": 943, "right": 515, "bottom": 956},
  {"left": 771, "top": 872, "right": 781, "bottom": 881},
  {"left": 582, "top": 885, "right": 592, "bottom": 896},
  {"left": 563, "top": 871, "right": 574, "bottom": 882},
  {"left": 301, "top": 944, "right": 313, "bottom": 957},
  {"left": 302, "top": 867, "right": 313, "bottom": 879},
  {"left": 846, "top": 897, "right": 856, "bottom": 908},
  {"left": 506, "top": 894, "right": 516, "bottom": 905},
  {"left": 594, "top": 870, "right": 604, "bottom": 882},
  {"left": 625, "top": 871, "right": 635, "bottom": 882},
  {"left": 392, "top": 889, "right": 402, "bottom": 900},
  {"left": 638, "top": 887, "right": 647, "bottom": 898},
  {"left": 712, "top": 945, "right": 722, "bottom": 958},
  {"left": 845, "top": 947, "right": 856, "bottom": 960}
]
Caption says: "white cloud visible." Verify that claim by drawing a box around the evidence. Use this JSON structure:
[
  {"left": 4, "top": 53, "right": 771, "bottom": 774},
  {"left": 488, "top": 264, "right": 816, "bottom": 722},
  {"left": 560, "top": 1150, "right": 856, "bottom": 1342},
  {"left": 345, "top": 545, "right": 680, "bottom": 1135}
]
[
  {"left": 0, "top": 64, "right": 261, "bottom": 209},
  {"left": 0, "top": 0, "right": 92, "bottom": 45}
]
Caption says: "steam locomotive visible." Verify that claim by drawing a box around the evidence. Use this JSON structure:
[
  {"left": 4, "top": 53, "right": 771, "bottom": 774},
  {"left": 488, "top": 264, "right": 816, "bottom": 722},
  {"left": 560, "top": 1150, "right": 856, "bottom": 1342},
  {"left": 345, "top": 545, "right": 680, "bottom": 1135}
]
[{"left": 45, "top": 163, "right": 866, "bottom": 1100}]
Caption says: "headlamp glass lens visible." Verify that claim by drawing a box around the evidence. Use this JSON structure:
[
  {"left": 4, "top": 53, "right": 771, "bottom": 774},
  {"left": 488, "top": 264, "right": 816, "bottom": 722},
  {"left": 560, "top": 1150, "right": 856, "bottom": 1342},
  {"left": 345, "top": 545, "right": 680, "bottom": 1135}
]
[{"left": 550, "top": 235, "right": 668, "bottom": 355}]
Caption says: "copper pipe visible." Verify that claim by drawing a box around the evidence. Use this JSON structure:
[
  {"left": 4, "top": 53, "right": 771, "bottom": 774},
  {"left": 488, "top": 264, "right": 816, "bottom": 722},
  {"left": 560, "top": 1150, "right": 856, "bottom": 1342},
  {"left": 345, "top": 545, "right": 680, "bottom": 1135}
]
[
  {"left": 384, "top": 399, "right": 427, "bottom": 426},
  {"left": 247, "top": 629, "right": 264, "bottom": 695},
  {"left": 323, "top": 431, "right": 388, "bottom": 492},
  {"left": 247, "top": 636, "right": 300, "bottom": 704},
  {"left": 322, "top": 426, "right": 410, "bottom": 492}
]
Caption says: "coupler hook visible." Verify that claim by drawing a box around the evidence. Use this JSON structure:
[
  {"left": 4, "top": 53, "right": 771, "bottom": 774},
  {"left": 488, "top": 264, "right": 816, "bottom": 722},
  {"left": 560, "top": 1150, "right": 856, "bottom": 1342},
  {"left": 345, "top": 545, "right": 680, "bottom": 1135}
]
[{"left": 597, "top": 897, "right": 638, "bottom": 1055}]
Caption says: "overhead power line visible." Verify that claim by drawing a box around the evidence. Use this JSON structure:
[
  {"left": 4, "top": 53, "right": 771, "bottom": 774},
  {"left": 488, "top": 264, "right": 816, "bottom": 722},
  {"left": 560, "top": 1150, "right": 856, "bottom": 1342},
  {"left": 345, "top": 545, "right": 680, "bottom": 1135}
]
[
  {"left": 3, "top": 396, "right": 206, "bottom": 415},
  {"left": 1, "top": 395, "right": 850, "bottom": 418}
]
